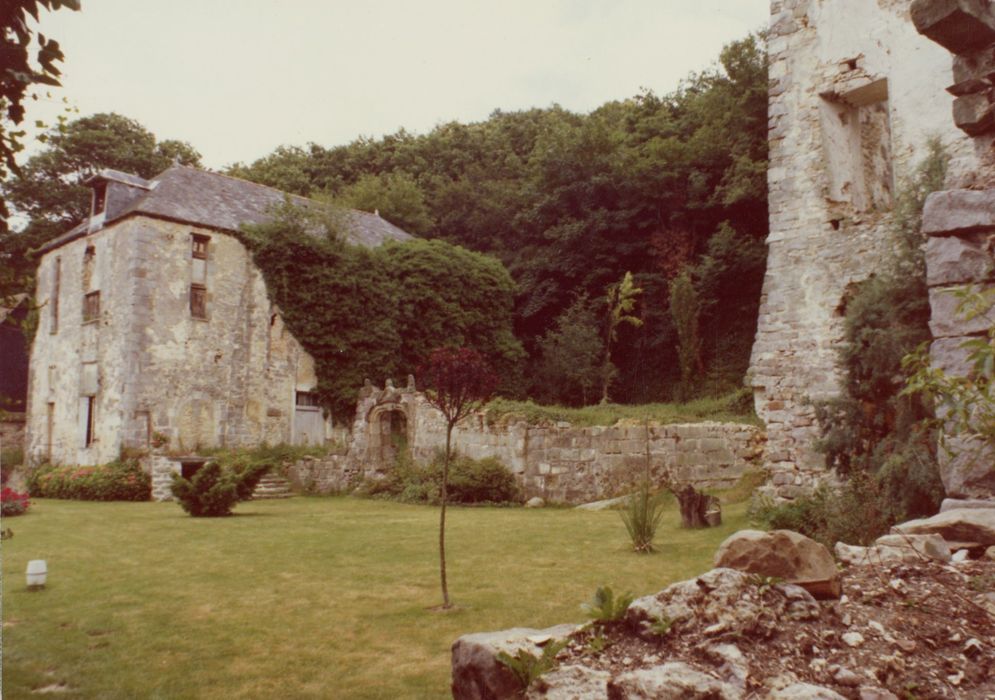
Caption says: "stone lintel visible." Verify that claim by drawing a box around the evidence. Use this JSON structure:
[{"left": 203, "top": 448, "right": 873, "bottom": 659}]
[
  {"left": 911, "top": 0, "right": 995, "bottom": 54},
  {"left": 922, "top": 189, "right": 995, "bottom": 235}
]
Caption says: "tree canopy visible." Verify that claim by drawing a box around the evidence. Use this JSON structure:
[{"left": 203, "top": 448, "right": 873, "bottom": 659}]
[{"left": 231, "top": 33, "right": 769, "bottom": 405}]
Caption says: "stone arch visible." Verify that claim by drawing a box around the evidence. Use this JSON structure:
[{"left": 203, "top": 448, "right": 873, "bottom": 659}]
[{"left": 367, "top": 402, "right": 410, "bottom": 468}]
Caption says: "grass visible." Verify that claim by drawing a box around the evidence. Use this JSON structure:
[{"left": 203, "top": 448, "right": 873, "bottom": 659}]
[
  {"left": 484, "top": 390, "right": 760, "bottom": 428},
  {"left": 1, "top": 496, "right": 748, "bottom": 699}
]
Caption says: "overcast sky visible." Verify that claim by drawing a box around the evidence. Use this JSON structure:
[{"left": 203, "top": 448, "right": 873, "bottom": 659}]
[{"left": 22, "top": 0, "right": 770, "bottom": 170}]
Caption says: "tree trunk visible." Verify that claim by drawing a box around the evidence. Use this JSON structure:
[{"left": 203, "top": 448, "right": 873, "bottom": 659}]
[
  {"left": 674, "top": 485, "right": 719, "bottom": 529},
  {"left": 439, "top": 423, "right": 453, "bottom": 608}
]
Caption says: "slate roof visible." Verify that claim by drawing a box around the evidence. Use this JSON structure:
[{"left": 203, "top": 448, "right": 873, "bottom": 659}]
[{"left": 36, "top": 166, "right": 413, "bottom": 254}]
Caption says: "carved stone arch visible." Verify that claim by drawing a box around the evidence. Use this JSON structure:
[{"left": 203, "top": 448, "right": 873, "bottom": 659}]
[{"left": 366, "top": 401, "right": 410, "bottom": 469}]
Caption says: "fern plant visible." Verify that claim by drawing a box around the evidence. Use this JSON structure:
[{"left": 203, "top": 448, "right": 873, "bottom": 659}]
[
  {"left": 582, "top": 585, "right": 634, "bottom": 622},
  {"left": 495, "top": 639, "right": 567, "bottom": 691}
]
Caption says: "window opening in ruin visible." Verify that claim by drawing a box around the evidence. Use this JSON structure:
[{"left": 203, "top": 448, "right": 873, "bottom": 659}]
[
  {"left": 82, "top": 291, "right": 100, "bottom": 323},
  {"left": 190, "top": 284, "right": 207, "bottom": 319},
  {"left": 82, "top": 396, "right": 95, "bottom": 447},
  {"left": 830, "top": 218, "right": 842, "bottom": 231},
  {"left": 192, "top": 234, "right": 209, "bottom": 259},
  {"left": 51, "top": 257, "right": 60, "bottom": 334},
  {"left": 293, "top": 391, "right": 323, "bottom": 446},
  {"left": 820, "top": 78, "right": 894, "bottom": 213},
  {"left": 92, "top": 183, "right": 106, "bottom": 216}
]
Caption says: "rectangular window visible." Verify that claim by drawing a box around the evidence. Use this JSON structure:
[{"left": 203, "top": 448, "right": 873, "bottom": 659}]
[
  {"left": 295, "top": 391, "right": 320, "bottom": 408},
  {"left": 51, "top": 257, "right": 61, "bottom": 334},
  {"left": 190, "top": 284, "right": 207, "bottom": 319},
  {"left": 192, "top": 234, "right": 209, "bottom": 259},
  {"left": 81, "top": 396, "right": 95, "bottom": 447},
  {"left": 46, "top": 402, "right": 55, "bottom": 460},
  {"left": 83, "top": 291, "right": 100, "bottom": 323}
]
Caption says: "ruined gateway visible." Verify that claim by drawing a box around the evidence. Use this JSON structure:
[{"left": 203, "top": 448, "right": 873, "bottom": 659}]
[{"left": 25, "top": 166, "right": 411, "bottom": 468}]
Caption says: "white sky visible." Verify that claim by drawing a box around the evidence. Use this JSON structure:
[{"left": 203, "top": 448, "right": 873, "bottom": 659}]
[{"left": 22, "top": 0, "right": 770, "bottom": 170}]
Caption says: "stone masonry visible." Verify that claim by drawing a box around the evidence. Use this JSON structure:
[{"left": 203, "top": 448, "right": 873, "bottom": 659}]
[
  {"left": 913, "top": 0, "right": 995, "bottom": 501},
  {"left": 300, "top": 381, "right": 765, "bottom": 504},
  {"left": 750, "top": 0, "right": 978, "bottom": 498}
]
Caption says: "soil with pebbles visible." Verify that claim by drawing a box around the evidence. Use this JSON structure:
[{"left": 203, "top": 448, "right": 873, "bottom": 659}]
[{"left": 546, "top": 559, "right": 995, "bottom": 699}]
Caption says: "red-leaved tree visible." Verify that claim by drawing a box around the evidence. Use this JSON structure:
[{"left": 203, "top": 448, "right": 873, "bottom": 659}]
[{"left": 420, "top": 346, "right": 498, "bottom": 609}]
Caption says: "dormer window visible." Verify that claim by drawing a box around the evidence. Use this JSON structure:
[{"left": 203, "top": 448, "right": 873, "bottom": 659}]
[{"left": 92, "top": 183, "right": 107, "bottom": 216}]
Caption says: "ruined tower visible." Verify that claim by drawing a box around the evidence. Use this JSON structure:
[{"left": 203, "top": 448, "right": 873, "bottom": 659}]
[{"left": 750, "top": 0, "right": 979, "bottom": 497}]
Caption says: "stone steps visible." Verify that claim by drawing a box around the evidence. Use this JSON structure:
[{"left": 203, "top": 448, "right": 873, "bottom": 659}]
[{"left": 252, "top": 472, "right": 294, "bottom": 499}]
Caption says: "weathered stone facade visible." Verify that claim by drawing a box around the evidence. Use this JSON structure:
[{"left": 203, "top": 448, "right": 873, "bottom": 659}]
[
  {"left": 750, "top": 0, "right": 978, "bottom": 498},
  {"left": 25, "top": 166, "right": 410, "bottom": 471},
  {"left": 912, "top": 0, "right": 995, "bottom": 502},
  {"left": 304, "top": 382, "right": 764, "bottom": 504}
]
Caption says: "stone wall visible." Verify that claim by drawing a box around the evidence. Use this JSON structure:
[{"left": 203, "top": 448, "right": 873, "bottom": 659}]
[
  {"left": 750, "top": 0, "right": 978, "bottom": 498},
  {"left": 913, "top": 0, "right": 995, "bottom": 502},
  {"left": 307, "top": 383, "right": 764, "bottom": 504}
]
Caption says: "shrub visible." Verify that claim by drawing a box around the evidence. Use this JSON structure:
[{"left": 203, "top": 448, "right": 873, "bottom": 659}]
[
  {"left": 362, "top": 453, "right": 521, "bottom": 505},
  {"left": 170, "top": 460, "right": 269, "bottom": 517},
  {"left": 751, "top": 471, "right": 894, "bottom": 548},
  {"left": 1, "top": 446, "right": 25, "bottom": 485},
  {"left": 1, "top": 487, "right": 30, "bottom": 516},
  {"left": 27, "top": 460, "right": 151, "bottom": 501}
]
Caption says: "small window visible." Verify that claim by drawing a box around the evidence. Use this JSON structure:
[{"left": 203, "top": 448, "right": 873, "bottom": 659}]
[
  {"left": 83, "top": 291, "right": 100, "bottom": 323},
  {"left": 83, "top": 396, "right": 96, "bottom": 447},
  {"left": 190, "top": 284, "right": 207, "bottom": 319},
  {"left": 192, "top": 234, "right": 209, "bottom": 259},
  {"left": 51, "top": 257, "right": 61, "bottom": 334},
  {"left": 93, "top": 184, "right": 107, "bottom": 215},
  {"left": 296, "top": 391, "right": 320, "bottom": 409}
]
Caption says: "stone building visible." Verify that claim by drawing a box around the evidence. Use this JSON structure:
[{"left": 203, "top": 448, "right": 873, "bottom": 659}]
[
  {"left": 749, "top": 0, "right": 980, "bottom": 498},
  {"left": 25, "top": 165, "right": 411, "bottom": 468}
]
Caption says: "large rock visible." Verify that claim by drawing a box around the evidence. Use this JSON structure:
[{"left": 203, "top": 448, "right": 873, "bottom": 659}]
[
  {"left": 874, "top": 533, "right": 952, "bottom": 562},
  {"left": 925, "top": 232, "right": 995, "bottom": 287},
  {"left": 892, "top": 507, "right": 995, "bottom": 546},
  {"left": 451, "top": 623, "right": 579, "bottom": 700},
  {"left": 836, "top": 534, "right": 952, "bottom": 566},
  {"left": 937, "top": 437, "right": 995, "bottom": 499},
  {"left": 911, "top": 0, "right": 995, "bottom": 55},
  {"left": 607, "top": 662, "right": 741, "bottom": 700},
  {"left": 941, "top": 497, "right": 995, "bottom": 511},
  {"left": 713, "top": 530, "right": 841, "bottom": 598}
]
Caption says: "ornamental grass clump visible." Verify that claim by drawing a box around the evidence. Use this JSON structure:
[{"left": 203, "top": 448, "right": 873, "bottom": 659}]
[{"left": 620, "top": 480, "right": 665, "bottom": 553}]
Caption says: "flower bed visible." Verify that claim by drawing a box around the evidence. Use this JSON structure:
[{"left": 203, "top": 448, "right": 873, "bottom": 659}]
[{"left": 1, "top": 487, "right": 30, "bottom": 516}]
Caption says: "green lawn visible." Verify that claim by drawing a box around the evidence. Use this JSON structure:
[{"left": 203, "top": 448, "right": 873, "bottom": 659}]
[{"left": 2, "top": 496, "right": 748, "bottom": 699}]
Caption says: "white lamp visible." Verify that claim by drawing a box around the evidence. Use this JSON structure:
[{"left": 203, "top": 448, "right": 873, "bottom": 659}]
[{"left": 26, "top": 560, "right": 47, "bottom": 590}]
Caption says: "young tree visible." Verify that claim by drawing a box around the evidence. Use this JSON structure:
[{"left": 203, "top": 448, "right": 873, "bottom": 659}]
[
  {"left": 420, "top": 346, "right": 498, "bottom": 609},
  {"left": 536, "top": 295, "right": 603, "bottom": 405},
  {"left": 601, "top": 272, "right": 642, "bottom": 404},
  {"left": 669, "top": 270, "right": 702, "bottom": 402}
]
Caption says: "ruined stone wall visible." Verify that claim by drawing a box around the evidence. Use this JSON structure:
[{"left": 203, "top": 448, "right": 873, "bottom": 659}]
[
  {"left": 750, "top": 0, "right": 978, "bottom": 498},
  {"left": 325, "top": 384, "right": 764, "bottom": 503},
  {"left": 26, "top": 215, "right": 327, "bottom": 467},
  {"left": 912, "top": 0, "right": 995, "bottom": 502}
]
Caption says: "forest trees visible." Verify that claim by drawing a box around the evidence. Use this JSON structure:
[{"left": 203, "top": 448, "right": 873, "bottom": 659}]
[{"left": 231, "top": 33, "right": 769, "bottom": 406}]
